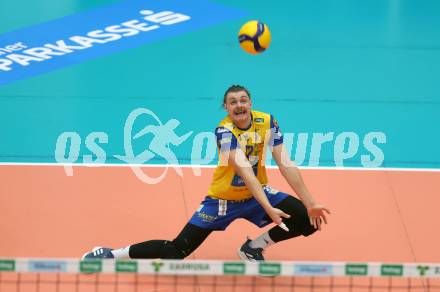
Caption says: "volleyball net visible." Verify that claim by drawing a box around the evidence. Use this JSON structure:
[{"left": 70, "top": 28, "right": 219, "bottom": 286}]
[{"left": 1, "top": 258, "right": 439, "bottom": 291}]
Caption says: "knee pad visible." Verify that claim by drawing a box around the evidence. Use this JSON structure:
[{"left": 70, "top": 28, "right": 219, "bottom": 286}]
[
  {"left": 290, "top": 212, "right": 318, "bottom": 237},
  {"left": 275, "top": 196, "right": 318, "bottom": 237},
  {"left": 302, "top": 223, "right": 318, "bottom": 236},
  {"left": 160, "top": 241, "right": 186, "bottom": 259}
]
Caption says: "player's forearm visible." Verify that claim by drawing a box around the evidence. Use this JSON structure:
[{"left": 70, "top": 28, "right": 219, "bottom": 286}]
[
  {"left": 229, "top": 149, "right": 273, "bottom": 211},
  {"left": 241, "top": 170, "right": 273, "bottom": 211},
  {"left": 279, "top": 165, "right": 316, "bottom": 209}
]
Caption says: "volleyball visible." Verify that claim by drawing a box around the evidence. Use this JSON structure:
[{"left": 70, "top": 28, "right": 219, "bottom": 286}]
[{"left": 238, "top": 20, "right": 271, "bottom": 54}]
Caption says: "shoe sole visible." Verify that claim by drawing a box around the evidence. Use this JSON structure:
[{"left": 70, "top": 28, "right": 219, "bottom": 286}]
[{"left": 237, "top": 249, "right": 257, "bottom": 262}]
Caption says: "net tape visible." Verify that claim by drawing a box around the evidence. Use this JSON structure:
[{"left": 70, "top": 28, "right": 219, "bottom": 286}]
[{"left": 0, "top": 259, "right": 438, "bottom": 278}]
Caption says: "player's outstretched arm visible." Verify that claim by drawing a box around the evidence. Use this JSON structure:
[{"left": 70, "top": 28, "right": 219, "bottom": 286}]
[
  {"left": 272, "top": 144, "right": 331, "bottom": 230},
  {"left": 225, "top": 148, "right": 290, "bottom": 226}
]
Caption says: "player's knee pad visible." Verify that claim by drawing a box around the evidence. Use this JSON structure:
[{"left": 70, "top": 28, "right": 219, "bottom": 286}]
[
  {"left": 290, "top": 212, "right": 317, "bottom": 237},
  {"left": 301, "top": 223, "right": 318, "bottom": 236},
  {"left": 276, "top": 196, "right": 318, "bottom": 237},
  {"left": 281, "top": 215, "right": 296, "bottom": 231},
  {"left": 160, "top": 241, "right": 186, "bottom": 259}
]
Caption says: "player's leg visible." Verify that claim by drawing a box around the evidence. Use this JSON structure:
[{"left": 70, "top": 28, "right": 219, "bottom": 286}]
[
  {"left": 268, "top": 195, "right": 317, "bottom": 241},
  {"left": 127, "top": 193, "right": 246, "bottom": 259},
  {"left": 83, "top": 223, "right": 212, "bottom": 260},
  {"left": 248, "top": 195, "right": 317, "bottom": 249},
  {"left": 127, "top": 223, "right": 212, "bottom": 259},
  {"left": 239, "top": 187, "right": 317, "bottom": 261},
  {"left": 83, "top": 195, "right": 238, "bottom": 260}
]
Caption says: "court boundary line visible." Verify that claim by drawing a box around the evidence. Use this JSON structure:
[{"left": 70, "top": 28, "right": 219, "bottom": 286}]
[{"left": 0, "top": 162, "right": 440, "bottom": 172}]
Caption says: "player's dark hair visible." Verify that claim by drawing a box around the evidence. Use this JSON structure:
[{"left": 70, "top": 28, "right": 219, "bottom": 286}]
[{"left": 223, "top": 85, "right": 251, "bottom": 105}]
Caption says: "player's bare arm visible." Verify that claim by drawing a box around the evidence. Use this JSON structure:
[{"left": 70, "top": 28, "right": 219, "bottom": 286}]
[
  {"left": 225, "top": 148, "right": 290, "bottom": 226},
  {"left": 272, "top": 143, "right": 331, "bottom": 230}
]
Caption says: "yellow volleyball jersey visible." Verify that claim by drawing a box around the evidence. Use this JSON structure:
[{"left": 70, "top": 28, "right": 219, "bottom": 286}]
[{"left": 208, "top": 110, "right": 283, "bottom": 200}]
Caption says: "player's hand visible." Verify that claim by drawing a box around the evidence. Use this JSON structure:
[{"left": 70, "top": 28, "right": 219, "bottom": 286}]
[
  {"left": 267, "top": 207, "right": 290, "bottom": 227},
  {"left": 307, "top": 204, "right": 331, "bottom": 231}
]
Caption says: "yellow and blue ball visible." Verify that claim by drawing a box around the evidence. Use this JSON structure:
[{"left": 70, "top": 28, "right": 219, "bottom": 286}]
[{"left": 238, "top": 20, "right": 271, "bottom": 55}]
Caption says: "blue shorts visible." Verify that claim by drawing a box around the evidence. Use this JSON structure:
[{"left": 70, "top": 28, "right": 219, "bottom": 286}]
[{"left": 188, "top": 185, "right": 289, "bottom": 230}]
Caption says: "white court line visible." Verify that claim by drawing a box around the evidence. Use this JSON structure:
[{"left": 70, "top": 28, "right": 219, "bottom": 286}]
[{"left": 0, "top": 162, "right": 439, "bottom": 172}]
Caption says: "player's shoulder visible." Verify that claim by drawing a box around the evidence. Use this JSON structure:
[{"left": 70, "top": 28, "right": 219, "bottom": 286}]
[
  {"left": 251, "top": 110, "right": 271, "bottom": 121},
  {"left": 216, "top": 116, "right": 234, "bottom": 132},
  {"left": 251, "top": 110, "right": 273, "bottom": 126}
]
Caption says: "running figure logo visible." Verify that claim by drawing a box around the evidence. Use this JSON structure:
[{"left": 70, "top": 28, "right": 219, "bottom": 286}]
[{"left": 115, "top": 108, "right": 193, "bottom": 184}]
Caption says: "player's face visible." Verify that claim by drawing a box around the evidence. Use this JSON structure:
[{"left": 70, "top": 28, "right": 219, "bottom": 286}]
[{"left": 224, "top": 90, "right": 252, "bottom": 128}]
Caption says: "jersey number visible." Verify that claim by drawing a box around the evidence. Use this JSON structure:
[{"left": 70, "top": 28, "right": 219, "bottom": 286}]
[{"left": 231, "top": 145, "right": 258, "bottom": 187}]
